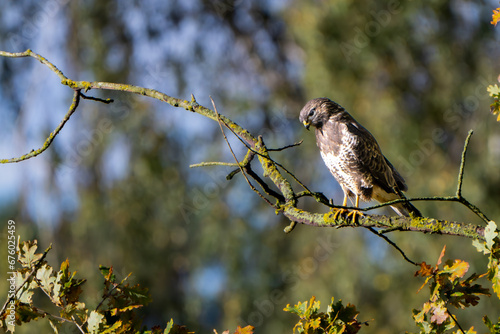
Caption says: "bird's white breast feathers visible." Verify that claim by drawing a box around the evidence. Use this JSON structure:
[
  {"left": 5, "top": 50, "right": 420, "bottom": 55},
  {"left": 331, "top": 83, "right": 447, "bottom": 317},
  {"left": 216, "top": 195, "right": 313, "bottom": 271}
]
[{"left": 319, "top": 150, "right": 357, "bottom": 193}]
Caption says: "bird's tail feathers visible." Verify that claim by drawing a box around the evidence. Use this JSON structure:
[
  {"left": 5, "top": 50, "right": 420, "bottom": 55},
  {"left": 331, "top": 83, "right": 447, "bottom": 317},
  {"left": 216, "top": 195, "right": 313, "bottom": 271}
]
[
  {"left": 390, "top": 202, "right": 422, "bottom": 217},
  {"left": 372, "top": 187, "right": 422, "bottom": 217}
]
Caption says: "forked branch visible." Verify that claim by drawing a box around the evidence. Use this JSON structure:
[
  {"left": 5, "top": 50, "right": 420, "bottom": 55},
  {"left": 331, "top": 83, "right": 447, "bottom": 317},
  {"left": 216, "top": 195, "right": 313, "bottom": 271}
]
[{"left": 0, "top": 49, "right": 490, "bottom": 241}]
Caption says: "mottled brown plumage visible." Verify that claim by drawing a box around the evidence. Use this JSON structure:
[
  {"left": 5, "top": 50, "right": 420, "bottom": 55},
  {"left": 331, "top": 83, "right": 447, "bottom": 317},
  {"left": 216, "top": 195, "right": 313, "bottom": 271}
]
[{"left": 299, "top": 97, "right": 420, "bottom": 217}]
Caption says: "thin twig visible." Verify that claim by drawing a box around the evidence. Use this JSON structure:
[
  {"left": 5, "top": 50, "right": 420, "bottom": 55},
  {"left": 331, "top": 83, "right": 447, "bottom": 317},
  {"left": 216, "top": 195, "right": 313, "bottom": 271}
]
[
  {"left": 71, "top": 315, "right": 85, "bottom": 334},
  {"left": 226, "top": 149, "right": 257, "bottom": 180},
  {"left": 339, "top": 195, "right": 489, "bottom": 223},
  {"left": 361, "top": 196, "right": 456, "bottom": 212},
  {"left": 457, "top": 130, "right": 473, "bottom": 198},
  {"left": 95, "top": 272, "right": 132, "bottom": 312},
  {"left": 47, "top": 311, "right": 85, "bottom": 331},
  {"left": 215, "top": 116, "right": 313, "bottom": 195},
  {"left": 9, "top": 307, "right": 86, "bottom": 334},
  {"left": 210, "top": 97, "right": 274, "bottom": 206},
  {"left": 189, "top": 162, "right": 239, "bottom": 168},
  {"left": 33, "top": 276, "right": 86, "bottom": 333},
  {"left": 71, "top": 315, "right": 86, "bottom": 334},
  {"left": 268, "top": 140, "right": 303, "bottom": 151},
  {"left": 80, "top": 93, "right": 114, "bottom": 104},
  {"left": 379, "top": 226, "right": 404, "bottom": 234},
  {"left": 296, "top": 191, "right": 331, "bottom": 204},
  {"left": 226, "top": 168, "right": 241, "bottom": 180},
  {"left": 190, "top": 155, "right": 284, "bottom": 201},
  {"left": 447, "top": 308, "right": 465, "bottom": 334},
  {"left": 245, "top": 167, "right": 286, "bottom": 202},
  {"left": 457, "top": 197, "right": 490, "bottom": 222},
  {"left": 365, "top": 227, "right": 418, "bottom": 266},
  {"left": 95, "top": 282, "right": 119, "bottom": 312},
  {"left": 0, "top": 90, "right": 81, "bottom": 164}
]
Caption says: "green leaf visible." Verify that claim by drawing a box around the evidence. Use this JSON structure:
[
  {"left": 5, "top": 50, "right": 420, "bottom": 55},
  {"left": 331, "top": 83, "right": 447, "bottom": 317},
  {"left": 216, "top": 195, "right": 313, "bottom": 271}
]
[
  {"left": 18, "top": 240, "right": 43, "bottom": 267},
  {"left": 472, "top": 221, "right": 498, "bottom": 254},
  {"left": 309, "top": 317, "right": 321, "bottom": 330},
  {"left": 123, "top": 284, "right": 151, "bottom": 305},
  {"left": 16, "top": 302, "right": 44, "bottom": 323},
  {"left": 55, "top": 260, "right": 86, "bottom": 305},
  {"left": 48, "top": 318, "right": 60, "bottom": 334},
  {"left": 99, "top": 265, "right": 116, "bottom": 283},
  {"left": 488, "top": 260, "right": 500, "bottom": 299},
  {"left": 88, "top": 310, "right": 104, "bottom": 334},
  {"left": 61, "top": 301, "right": 86, "bottom": 321},
  {"left": 483, "top": 315, "right": 500, "bottom": 333},
  {"left": 102, "top": 320, "right": 123, "bottom": 334},
  {"left": 110, "top": 304, "right": 143, "bottom": 316},
  {"left": 472, "top": 238, "right": 489, "bottom": 254},
  {"left": 164, "top": 319, "right": 174, "bottom": 334},
  {"left": 412, "top": 308, "right": 425, "bottom": 324},
  {"left": 15, "top": 271, "right": 35, "bottom": 304},
  {"left": 485, "top": 221, "right": 498, "bottom": 250},
  {"left": 287, "top": 297, "right": 365, "bottom": 334},
  {"left": 284, "top": 300, "right": 309, "bottom": 317},
  {"left": 36, "top": 264, "right": 60, "bottom": 304},
  {"left": 487, "top": 84, "right": 500, "bottom": 97}
]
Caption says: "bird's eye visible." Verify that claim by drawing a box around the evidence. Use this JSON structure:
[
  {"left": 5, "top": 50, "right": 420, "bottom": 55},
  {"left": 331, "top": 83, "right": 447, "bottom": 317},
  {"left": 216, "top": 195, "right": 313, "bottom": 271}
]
[{"left": 308, "top": 108, "right": 315, "bottom": 117}]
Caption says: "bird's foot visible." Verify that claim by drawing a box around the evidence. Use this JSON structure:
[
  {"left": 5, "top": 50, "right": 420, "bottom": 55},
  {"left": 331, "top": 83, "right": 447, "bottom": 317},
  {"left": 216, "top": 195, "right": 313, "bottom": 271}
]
[
  {"left": 331, "top": 208, "right": 349, "bottom": 220},
  {"left": 346, "top": 210, "right": 364, "bottom": 224},
  {"left": 330, "top": 208, "right": 364, "bottom": 224}
]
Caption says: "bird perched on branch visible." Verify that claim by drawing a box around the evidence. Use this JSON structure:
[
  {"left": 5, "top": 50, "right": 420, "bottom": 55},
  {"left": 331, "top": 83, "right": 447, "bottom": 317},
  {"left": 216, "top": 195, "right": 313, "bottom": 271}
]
[{"left": 299, "top": 97, "right": 421, "bottom": 221}]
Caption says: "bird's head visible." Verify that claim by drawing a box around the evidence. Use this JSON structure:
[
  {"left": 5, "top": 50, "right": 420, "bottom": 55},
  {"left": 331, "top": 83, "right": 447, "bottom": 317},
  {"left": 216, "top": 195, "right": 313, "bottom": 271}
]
[{"left": 299, "top": 97, "right": 344, "bottom": 130}]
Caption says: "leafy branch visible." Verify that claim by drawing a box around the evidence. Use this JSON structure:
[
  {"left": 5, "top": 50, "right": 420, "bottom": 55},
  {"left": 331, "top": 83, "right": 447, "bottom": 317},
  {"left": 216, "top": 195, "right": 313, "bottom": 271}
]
[
  {"left": 284, "top": 296, "right": 367, "bottom": 334},
  {"left": 4, "top": 235, "right": 500, "bottom": 333},
  {"left": 0, "top": 240, "right": 51, "bottom": 317},
  {"left": 0, "top": 49, "right": 492, "bottom": 243},
  {"left": 0, "top": 239, "right": 255, "bottom": 333},
  {"left": 413, "top": 245, "right": 491, "bottom": 334}
]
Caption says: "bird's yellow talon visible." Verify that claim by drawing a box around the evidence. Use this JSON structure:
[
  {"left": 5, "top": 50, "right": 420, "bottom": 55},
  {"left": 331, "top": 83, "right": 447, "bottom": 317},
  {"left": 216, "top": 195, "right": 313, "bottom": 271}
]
[
  {"left": 332, "top": 208, "right": 348, "bottom": 220},
  {"left": 346, "top": 210, "right": 364, "bottom": 224}
]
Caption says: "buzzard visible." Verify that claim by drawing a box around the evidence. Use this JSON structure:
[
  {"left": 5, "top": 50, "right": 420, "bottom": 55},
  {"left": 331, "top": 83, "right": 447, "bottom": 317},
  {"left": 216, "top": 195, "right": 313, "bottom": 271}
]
[{"left": 299, "top": 97, "right": 421, "bottom": 220}]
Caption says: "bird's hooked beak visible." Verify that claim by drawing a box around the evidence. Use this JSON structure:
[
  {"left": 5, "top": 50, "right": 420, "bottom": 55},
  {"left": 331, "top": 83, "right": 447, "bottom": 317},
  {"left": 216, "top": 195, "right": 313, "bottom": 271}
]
[{"left": 302, "top": 120, "right": 310, "bottom": 130}]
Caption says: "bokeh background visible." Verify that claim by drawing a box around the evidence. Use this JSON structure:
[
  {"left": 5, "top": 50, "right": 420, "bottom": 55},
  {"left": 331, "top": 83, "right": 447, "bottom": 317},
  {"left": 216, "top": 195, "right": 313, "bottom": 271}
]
[{"left": 1, "top": 1, "right": 500, "bottom": 333}]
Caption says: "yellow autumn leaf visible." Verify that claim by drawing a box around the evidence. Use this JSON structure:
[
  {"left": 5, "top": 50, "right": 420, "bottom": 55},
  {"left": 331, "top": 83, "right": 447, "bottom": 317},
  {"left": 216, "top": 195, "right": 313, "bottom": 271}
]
[
  {"left": 444, "top": 259, "right": 470, "bottom": 280},
  {"left": 492, "top": 8, "right": 500, "bottom": 26}
]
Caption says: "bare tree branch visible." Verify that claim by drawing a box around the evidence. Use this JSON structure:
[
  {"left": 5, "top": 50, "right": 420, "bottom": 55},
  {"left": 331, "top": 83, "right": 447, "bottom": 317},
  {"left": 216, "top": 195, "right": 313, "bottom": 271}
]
[
  {"left": 0, "top": 49, "right": 490, "bottom": 241},
  {"left": 210, "top": 97, "right": 275, "bottom": 207},
  {"left": 0, "top": 89, "right": 80, "bottom": 163}
]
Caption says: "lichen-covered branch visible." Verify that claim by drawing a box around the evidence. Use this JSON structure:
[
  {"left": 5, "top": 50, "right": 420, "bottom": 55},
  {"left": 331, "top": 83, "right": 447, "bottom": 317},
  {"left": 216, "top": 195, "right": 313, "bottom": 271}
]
[
  {"left": 280, "top": 207, "right": 485, "bottom": 240},
  {"left": 0, "top": 49, "right": 491, "bottom": 241}
]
